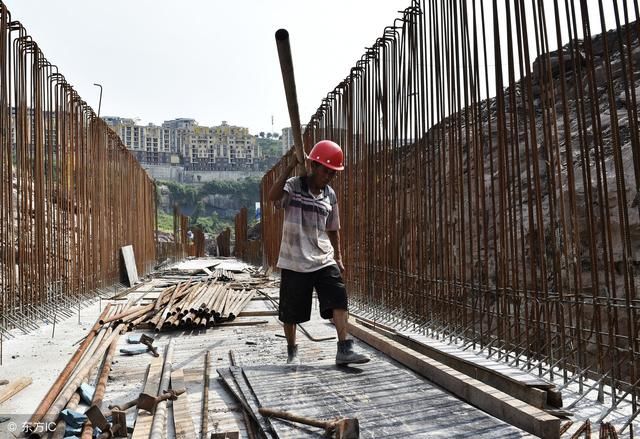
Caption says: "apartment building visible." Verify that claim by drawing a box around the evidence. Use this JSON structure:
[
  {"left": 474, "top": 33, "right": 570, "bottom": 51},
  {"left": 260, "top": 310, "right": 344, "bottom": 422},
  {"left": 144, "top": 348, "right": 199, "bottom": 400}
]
[
  {"left": 281, "top": 125, "right": 306, "bottom": 155},
  {"left": 104, "top": 117, "right": 260, "bottom": 169}
]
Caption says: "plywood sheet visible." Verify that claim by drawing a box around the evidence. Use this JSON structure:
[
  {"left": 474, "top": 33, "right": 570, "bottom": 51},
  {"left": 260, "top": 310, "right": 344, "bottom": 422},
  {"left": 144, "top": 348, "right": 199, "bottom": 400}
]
[{"left": 121, "top": 245, "right": 139, "bottom": 286}]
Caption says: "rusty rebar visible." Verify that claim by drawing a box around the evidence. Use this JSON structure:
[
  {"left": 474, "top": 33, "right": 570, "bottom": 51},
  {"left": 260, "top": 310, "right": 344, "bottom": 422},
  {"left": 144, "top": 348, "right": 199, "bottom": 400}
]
[
  {"left": 0, "top": 3, "right": 157, "bottom": 362},
  {"left": 261, "top": 0, "right": 640, "bottom": 428}
]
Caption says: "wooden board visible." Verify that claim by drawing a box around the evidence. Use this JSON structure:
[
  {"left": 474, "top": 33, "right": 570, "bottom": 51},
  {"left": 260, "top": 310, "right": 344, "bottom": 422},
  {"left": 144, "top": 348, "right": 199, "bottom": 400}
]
[
  {"left": 131, "top": 356, "right": 163, "bottom": 439},
  {"left": 356, "top": 318, "right": 557, "bottom": 408},
  {"left": 348, "top": 321, "right": 560, "bottom": 438},
  {"left": 171, "top": 368, "right": 196, "bottom": 439},
  {"left": 0, "top": 377, "right": 32, "bottom": 404},
  {"left": 121, "top": 245, "right": 139, "bottom": 286}
]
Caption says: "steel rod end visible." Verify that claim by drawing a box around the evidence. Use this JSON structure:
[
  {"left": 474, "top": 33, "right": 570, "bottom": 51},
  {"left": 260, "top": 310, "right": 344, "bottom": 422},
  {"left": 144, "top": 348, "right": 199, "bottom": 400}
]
[{"left": 275, "top": 29, "right": 289, "bottom": 41}]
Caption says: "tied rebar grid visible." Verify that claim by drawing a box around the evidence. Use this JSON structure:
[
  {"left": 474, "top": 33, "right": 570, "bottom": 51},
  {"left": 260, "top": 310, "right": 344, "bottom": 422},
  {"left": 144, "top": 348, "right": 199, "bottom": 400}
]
[
  {"left": 0, "top": 3, "right": 157, "bottom": 341},
  {"left": 262, "top": 0, "right": 640, "bottom": 422}
]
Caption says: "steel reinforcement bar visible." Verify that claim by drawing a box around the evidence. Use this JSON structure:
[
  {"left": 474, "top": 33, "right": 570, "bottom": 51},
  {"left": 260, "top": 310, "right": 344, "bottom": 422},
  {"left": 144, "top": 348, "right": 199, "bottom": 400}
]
[
  {"left": 0, "top": 3, "right": 156, "bottom": 342},
  {"left": 262, "top": 0, "right": 640, "bottom": 416}
]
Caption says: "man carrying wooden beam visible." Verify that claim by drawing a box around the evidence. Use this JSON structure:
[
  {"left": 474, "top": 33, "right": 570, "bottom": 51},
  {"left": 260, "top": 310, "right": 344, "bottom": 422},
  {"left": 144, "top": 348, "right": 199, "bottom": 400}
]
[{"left": 268, "top": 140, "right": 370, "bottom": 366}]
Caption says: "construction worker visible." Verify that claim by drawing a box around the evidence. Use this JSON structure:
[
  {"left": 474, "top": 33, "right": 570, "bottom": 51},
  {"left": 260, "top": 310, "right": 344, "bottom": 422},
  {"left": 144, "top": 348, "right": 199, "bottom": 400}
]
[{"left": 268, "top": 140, "right": 370, "bottom": 365}]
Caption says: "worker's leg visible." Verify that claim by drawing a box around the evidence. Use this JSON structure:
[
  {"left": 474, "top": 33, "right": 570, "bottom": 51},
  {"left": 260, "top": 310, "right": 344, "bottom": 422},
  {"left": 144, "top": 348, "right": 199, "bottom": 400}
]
[
  {"left": 278, "top": 269, "right": 313, "bottom": 364},
  {"left": 332, "top": 308, "right": 349, "bottom": 341},
  {"left": 315, "top": 265, "right": 370, "bottom": 365},
  {"left": 283, "top": 323, "right": 297, "bottom": 346}
]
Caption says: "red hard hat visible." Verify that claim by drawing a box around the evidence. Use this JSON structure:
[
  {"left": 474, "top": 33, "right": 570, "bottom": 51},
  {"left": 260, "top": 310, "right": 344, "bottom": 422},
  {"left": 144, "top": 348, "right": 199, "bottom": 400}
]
[{"left": 308, "top": 140, "right": 344, "bottom": 171}]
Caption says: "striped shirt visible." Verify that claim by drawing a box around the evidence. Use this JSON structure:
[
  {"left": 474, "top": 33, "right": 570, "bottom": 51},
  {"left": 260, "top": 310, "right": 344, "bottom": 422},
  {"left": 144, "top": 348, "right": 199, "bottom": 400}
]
[{"left": 276, "top": 176, "right": 340, "bottom": 272}]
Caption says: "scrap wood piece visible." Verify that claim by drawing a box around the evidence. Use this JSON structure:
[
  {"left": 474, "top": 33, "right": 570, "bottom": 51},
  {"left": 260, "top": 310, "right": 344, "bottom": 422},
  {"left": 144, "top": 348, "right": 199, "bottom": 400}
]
[
  {"left": 171, "top": 368, "right": 196, "bottom": 439},
  {"left": 131, "top": 355, "right": 164, "bottom": 439},
  {"left": 348, "top": 320, "right": 560, "bottom": 439},
  {"left": 0, "top": 377, "right": 32, "bottom": 404}
]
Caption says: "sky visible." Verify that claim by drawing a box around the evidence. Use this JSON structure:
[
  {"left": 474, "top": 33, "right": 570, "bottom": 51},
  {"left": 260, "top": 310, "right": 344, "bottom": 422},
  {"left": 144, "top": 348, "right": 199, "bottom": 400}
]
[{"left": 4, "top": 0, "right": 410, "bottom": 135}]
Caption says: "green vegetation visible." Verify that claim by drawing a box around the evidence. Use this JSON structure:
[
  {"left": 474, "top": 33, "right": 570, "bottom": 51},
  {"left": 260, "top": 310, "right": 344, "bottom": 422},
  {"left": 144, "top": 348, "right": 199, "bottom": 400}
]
[
  {"left": 157, "top": 210, "right": 174, "bottom": 233},
  {"left": 257, "top": 137, "right": 283, "bottom": 158},
  {"left": 157, "top": 177, "right": 261, "bottom": 236}
]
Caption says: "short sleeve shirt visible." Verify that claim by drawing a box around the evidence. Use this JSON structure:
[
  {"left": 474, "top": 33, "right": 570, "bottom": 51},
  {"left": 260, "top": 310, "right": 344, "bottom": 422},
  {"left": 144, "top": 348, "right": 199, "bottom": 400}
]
[{"left": 276, "top": 176, "right": 340, "bottom": 273}]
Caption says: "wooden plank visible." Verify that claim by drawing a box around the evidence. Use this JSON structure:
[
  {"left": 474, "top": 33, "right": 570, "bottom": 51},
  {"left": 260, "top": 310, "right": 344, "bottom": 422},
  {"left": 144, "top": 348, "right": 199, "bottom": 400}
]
[
  {"left": 356, "top": 318, "right": 557, "bottom": 409},
  {"left": 217, "top": 320, "right": 269, "bottom": 327},
  {"left": 131, "top": 356, "right": 163, "bottom": 439},
  {"left": 237, "top": 310, "right": 278, "bottom": 317},
  {"left": 348, "top": 320, "right": 560, "bottom": 439},
  {"left": 121, "top": 245, "right": 139, "bottom": 286},
  {"left": 0, "top": 377, "right": 32, "bottom": 404},
  {"left": 211, "top": 432, "right": 240, "bottom": 439},
  {"left": 171, "top": 368, "right": 196, "bottom": 439}
]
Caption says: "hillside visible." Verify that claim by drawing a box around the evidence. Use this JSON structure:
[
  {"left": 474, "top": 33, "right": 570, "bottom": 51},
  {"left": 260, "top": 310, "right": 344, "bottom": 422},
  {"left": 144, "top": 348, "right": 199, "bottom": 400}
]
[{"left": 156, "top": 178, "right": 261, "bottom": 234}]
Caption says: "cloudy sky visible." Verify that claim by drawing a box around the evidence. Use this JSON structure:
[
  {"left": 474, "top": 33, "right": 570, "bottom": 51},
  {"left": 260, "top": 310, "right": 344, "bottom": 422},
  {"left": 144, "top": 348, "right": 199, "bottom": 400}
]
[{"left": 4, "top": 0, "right": 409, "bottom": 134}]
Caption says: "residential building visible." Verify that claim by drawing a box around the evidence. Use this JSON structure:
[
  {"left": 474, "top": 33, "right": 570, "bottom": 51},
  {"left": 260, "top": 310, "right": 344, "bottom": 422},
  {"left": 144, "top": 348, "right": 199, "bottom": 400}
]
[
  {"left": 281, "top": 125, "right": 306, "bottom": 155},
  {"left": 104, "top": 117, "right": 262, "bottom": 170}
]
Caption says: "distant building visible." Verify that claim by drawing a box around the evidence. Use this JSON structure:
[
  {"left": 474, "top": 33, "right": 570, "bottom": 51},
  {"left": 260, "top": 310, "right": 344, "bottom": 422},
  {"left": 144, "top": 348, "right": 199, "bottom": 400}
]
[
  {"left": 104, "top": 117, "right": 262, "bottom": 170},
  {"left": 281, "top": 125, "right": 306, "bottom": 155}
]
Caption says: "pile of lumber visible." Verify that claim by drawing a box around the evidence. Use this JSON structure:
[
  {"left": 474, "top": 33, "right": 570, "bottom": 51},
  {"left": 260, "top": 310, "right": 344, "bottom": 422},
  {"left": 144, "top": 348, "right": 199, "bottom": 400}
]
[{"left": 100, "top": 279, "right": 256, "bottom": 332}]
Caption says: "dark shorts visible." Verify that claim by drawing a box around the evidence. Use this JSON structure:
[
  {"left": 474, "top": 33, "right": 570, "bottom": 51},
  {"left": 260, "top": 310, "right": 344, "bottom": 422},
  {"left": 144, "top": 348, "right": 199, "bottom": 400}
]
[{"left": 279, "top": 264, "right": 348, "bottom": 324}]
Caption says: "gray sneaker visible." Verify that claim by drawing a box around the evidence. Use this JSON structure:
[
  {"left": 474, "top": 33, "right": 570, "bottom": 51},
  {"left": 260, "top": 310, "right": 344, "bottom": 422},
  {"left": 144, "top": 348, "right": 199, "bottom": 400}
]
[
  {"left": 287, "top": 344, "right": 300, "bottom": 365},
  {"left": 336, "top": 339, "right": 370, "bottom": 365}
]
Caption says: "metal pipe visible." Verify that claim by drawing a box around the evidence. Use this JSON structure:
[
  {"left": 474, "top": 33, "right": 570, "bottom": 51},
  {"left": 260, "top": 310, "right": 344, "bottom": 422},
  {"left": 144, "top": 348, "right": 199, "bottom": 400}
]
[
  {"left": 275, "top": 29, "right": 307, "bottom": 175},
  {"left": 149, "top": 340, "right": 175, "bottom": 438},
  {"left": 32, "top": 324, "right": 125, "bottom": 436},
  {"left": 79, "top": 335, "right": 119, "bottom": 439},
  {"left": 27, "top": 304, "right": 112, "bottom": 427}
]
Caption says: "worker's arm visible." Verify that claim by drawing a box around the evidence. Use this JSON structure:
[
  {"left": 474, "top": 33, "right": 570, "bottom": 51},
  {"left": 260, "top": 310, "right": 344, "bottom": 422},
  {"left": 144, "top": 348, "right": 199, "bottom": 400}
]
[
  {"left": 327, "top": 230, "right": 344, "bottom": 273},
  {"left": 268, "top": 156, "right": 298, "bottom": 202}
]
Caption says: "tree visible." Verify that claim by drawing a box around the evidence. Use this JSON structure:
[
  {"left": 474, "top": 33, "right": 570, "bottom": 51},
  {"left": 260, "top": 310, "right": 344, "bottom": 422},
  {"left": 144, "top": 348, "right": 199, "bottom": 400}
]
[
  {"left": 266, "top": 132, "right": 272, "bottom": 139},
  {"left": 259, "top": 131, "right": 265, "bottom": 138}
]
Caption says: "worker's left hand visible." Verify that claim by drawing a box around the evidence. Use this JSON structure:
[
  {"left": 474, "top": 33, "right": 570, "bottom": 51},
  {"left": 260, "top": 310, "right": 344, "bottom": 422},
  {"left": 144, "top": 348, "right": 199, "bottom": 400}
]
[{"left": 335, "top": 258, "right": 345, "bottom": 273}]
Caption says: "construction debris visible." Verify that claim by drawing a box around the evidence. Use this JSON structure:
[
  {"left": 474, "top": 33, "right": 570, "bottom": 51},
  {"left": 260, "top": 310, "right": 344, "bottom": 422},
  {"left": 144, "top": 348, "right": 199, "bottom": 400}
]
[{"left": 0, "top": 377, "right": 32, "bottom": 404}]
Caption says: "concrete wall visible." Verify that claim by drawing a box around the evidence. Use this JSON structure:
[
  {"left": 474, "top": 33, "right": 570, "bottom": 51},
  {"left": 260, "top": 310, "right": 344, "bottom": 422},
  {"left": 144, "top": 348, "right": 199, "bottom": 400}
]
[
  {"left": 142, "top": 164, "right": 263, "bottom": 182},
  {"left": 142, "top": 164, "right": 184, "bottom": 181},
  {"left": 183, "top": 170, "right": 264, "bottom": 182}
]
